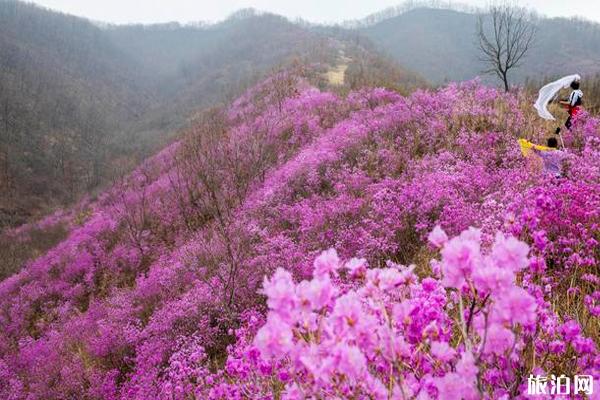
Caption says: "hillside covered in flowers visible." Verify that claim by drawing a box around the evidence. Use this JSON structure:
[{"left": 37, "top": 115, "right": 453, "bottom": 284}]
[{"left": 1, "top": 72, "right": 599, "bottom": 399}]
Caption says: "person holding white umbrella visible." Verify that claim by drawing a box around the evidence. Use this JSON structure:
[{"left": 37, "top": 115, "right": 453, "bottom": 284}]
[
  {"left": 533, "top": 74, "right": 583, "bottom": 148},
  {"left": 556, "top": 78, "right": 583, "bottom": 132}
]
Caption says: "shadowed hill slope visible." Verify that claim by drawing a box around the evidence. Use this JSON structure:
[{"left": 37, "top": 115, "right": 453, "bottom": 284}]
[
  {"left": 0, "top": 2, "right": 422, "bottom": 228},
  {"left": 0, "top": 1, "right": 153, "bottom": 226}
]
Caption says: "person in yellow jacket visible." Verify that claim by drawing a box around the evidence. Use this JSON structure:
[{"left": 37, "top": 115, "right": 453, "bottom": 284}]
[{"left": 519, "top": 138, "right": 566, "bottom": 177}]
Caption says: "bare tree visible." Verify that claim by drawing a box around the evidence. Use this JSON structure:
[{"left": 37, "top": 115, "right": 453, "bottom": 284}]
[{"left": 477, "top": 3, "right": 536, "bottom": 91}]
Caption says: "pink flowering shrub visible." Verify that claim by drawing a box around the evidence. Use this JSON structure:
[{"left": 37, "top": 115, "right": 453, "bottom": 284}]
[
  {"left": 160, "top": 229, "right": 597, "bottom": 399},
  {"left": 0, "top": 72, "right": 599, "bottom": 399}
]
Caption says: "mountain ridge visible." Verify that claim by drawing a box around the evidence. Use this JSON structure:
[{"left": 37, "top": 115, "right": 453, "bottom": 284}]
[{"left": 361, "top": 7, "right": 600, "bottom": 84}]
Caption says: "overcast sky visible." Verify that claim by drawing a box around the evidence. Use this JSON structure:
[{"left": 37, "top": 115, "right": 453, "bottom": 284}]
[{"left": 28, "top": 0, "right": 600, "bottom": 25}]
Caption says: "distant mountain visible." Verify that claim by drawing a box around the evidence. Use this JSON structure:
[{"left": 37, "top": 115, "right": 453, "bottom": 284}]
[
  {"left": 106, "top": 12, "right": 424, "bottom": 124},
  {"left": 361, "top": 7, "right": 600, "bottom": 84},
  {"left": 106, "top": 12, "right": 335, "bottom": 137}
]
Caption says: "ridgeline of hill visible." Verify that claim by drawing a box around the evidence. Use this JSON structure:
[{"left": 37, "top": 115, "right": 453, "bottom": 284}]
[{"left": 361, "top": 7, "right": 600, "bottom": 84}]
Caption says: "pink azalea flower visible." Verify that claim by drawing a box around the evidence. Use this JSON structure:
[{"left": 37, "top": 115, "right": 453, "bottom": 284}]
[
  {"left": 313, "top": 248, "right": 340, "bottom": 278},
  {"left": 493, "top": 287, "right": 537, "bottom": 326},
  {"left": 392, "top": 300, "right": 414, "bottom": 326},
  {"left": 254, "top": 313, "right": 294, "bottom": 360},
  {"left": 559, "top": 320, "right": 581, "bottom": 342},
  {"left": 472, "top": 258, "right": 514, "bottom": 295},
  {"left": 428, "top": 225, "right": 449, "bottom": 248},
  {"left": 459, "top": 227, "right": 482, "bottom": 243},
  {"left": 282, "top": 383, "right": 304, "bottom": 400},
  {"left": 344, "top": 257, "right": 367, "bottom": 278},
  {"left": 330, "top": 291, "right": 363, "bottom": 335},
  {"left": 572, "top": 337, "right": 595, "bottom": 354},
  {"left": 456, "top": 351, "right": 478, "bottom": 380},
  {"left": 330, "top": 343, "right": 368, "bottom": 382},
  {"left": 491, "top": 232, "right": 529, "bottom": 272},
  {"left": 262, "top": 268, "right": 298, "bottom": 323},
  {"left": 548, "top": 340, "right": 566, "bottom": 354},
  {"left": 377, "top": 268, "right": 404, "bottom": 291},
  {"left": 433, "top": 372, "right": 478, "bottom": 400},
  {"left": 7, "top": 72, "right": 600, "bottom": 399},
  {"left": 441, "top": 233, "right": 481, "bottom": 289},
  {"left": 434, "top": 353, "right": 479, "bottom": 399},
  {"left": 378, "top": 325, "right": 411, "bottom": 361},
  {"left": 482, "top": 324, "right": 515, "bottom": 355},
  {"left": 532, "top": 230, "right": 548, "bottom": 251},
  {"left": 299, "top": 344, "right": 332, "bottom": 383},
  {"left": 430, "top": 341, "right": 456, "bottom": 362},
  {"left": 296, "top": 275, "right": 336, "bottom": 311}
]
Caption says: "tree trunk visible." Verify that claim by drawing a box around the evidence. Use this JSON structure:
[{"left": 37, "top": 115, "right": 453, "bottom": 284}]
[{"left": 502, "top": 72, "right": 509, "bottom": 92}]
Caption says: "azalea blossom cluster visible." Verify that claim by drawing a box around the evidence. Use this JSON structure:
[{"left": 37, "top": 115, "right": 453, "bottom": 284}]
[
  {"left": 160, "top": 228, "right": 598, "bottom": 399},
  {"left": 0, "top": 72, "right": 599, "bottom": 399}
]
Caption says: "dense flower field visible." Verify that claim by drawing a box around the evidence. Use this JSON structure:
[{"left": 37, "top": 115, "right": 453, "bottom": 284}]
[{"left": 1, "top": 73, "right": 599, "bottom": 399}]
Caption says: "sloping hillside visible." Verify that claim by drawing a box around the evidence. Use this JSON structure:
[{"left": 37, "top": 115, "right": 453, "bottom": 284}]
[
  {"left": 362, "top": 7, "right": 600, "bottom": 84},
  {"left": 1, "top": 70, "right": 598, "bottom": 398}
]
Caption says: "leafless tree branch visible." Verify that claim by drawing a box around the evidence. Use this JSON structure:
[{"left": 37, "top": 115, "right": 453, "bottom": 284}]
[{"left": 477, "top": 2, "right": 536, "bottom": 91}]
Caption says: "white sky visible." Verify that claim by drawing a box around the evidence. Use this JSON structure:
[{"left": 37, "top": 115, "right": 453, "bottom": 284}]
[{"left": 27, "top": 0, "right": 600, "bottom": 25}]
